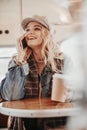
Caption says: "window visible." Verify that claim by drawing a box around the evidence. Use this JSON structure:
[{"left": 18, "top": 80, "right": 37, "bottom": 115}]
[{"left": 0, "top": 47, "right": 16, "bottom": 81}]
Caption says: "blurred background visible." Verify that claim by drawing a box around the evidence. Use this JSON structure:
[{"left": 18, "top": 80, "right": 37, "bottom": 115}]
[
  {"left": 1, "top": 0, "right": 87, "bottom": 130},
  {"left": 0, "top": 0, "right": 81, "bottom": 81}
]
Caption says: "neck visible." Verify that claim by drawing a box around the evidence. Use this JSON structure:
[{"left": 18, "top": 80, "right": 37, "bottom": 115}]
[{"left": 33, "top": 49, "right": 44, "bottom": 62}]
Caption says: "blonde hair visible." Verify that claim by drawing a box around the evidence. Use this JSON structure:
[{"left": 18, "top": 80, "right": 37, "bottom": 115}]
[
  {"left": 41, "top": 27, "right": 61, "bottom": 72},
  {"left": 13, "top": 25, "right": 62, "bottom": 72}
]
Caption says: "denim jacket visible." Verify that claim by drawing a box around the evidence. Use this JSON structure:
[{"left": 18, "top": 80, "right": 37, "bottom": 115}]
[
  {"left": 0, "top": 54, "right": 73, "bottom": 130},
  {"left": 0, "top": 53, "right": 75, "bottom": 102},
  {"left": 0, "top": 53, "right": 55, "bottom": 101}
]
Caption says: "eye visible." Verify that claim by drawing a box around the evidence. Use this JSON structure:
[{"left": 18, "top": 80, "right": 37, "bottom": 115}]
[
  {"left": 26, "top": 28, "right": 30, "bottom": 32},
  {"left": 34, "top": 27, "right": 41, "bottom": 31}
]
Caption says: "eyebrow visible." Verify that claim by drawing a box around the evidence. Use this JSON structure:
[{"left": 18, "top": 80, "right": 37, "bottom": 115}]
[
  {"left": 26, "top": 24, "right": 42, "bottom": 29},
  {"left": 34, "top": 25, "right": 42, "bottom": 28}
]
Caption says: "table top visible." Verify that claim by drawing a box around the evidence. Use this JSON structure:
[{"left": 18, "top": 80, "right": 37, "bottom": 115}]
[{"left": 0, "top": 98, "right": 79, "bottom": 118}]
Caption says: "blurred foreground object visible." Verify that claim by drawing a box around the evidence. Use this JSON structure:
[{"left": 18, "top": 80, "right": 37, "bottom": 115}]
[{"left": 66, "top": 0, "right": 87, "bottom": 129}]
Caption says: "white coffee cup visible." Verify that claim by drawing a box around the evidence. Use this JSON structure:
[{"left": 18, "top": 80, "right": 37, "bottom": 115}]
[{"left": 51, "top": 74, "right": 66, "bottom": 102}]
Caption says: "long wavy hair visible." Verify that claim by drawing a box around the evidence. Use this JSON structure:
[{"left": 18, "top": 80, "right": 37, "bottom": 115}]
[
  {"left": 40, "top": 27, "right": 61, "bottom": 72},
  {"left": 13, "top": 25, "right": 62, "bottom": 72}
]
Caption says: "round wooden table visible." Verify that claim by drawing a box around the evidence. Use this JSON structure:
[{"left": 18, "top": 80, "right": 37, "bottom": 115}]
[{"left": 0, "top": 98, "right": 79, "bottom": 118}]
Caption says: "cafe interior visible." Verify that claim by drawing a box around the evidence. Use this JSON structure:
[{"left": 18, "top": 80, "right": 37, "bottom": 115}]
[{"left": 0, "top": 0, "right": 87, "bottom": 130}]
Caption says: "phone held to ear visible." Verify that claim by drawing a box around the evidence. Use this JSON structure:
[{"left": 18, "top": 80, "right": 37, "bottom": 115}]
[{"left": 22, "top": 37, "right": 27, "bottom": 49}]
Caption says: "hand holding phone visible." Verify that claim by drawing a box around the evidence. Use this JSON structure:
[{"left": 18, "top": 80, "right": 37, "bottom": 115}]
[
  {"left": 16, "top": 36, "right": 32, "bottom": 64},
  {"left": 22, "top": 37, "right": 27, "bottom": 49}
]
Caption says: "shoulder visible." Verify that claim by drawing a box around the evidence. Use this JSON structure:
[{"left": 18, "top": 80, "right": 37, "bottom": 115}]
[
  {"left": 8, "top": 57, "right": 18, "bottom": 70},
  {"left": 54, "top": 52, "right": 64, "bottom": 64},
  {"left": 54, "top": 51, "right": 64, "bottom": 60}
]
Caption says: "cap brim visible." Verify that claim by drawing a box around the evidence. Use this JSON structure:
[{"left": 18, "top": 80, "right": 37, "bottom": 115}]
[{"left": 21, "top": 17, "right": 49, "bottom": 30}]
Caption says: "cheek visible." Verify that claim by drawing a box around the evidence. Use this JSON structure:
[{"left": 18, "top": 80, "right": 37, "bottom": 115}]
[
  {"left": 26, "top": 35, "right": 29, "bottom": 41},
  {"left": 38, "top": 37, "right": 43, "bottom": 43},
  {"left": 37, "top": 33, "right": 43, "bottom": 43}
]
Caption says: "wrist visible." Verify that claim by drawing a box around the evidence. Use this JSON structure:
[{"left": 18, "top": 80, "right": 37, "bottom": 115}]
[{"left": 13, "top": 55, "right": 27, "bottom": 65}]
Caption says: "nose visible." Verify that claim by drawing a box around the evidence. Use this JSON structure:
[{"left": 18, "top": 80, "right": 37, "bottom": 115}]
[
  {"left": 25, "top": 29, "right": 34, "bottom": 36},
  {"left": 29, "top": 29, "right": 34, "bottom": 34},
  {"left": 25, "top": 29, "right": 34, "bottom": 38}
]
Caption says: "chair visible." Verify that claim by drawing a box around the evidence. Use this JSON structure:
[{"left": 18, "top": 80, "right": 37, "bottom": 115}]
[{"left": 0, "top": 114, "right": 8, "bottom": 128}]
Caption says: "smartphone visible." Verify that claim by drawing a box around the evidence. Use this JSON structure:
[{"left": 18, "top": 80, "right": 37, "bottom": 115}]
[{"left": 22, "top": 37, "right": 27, "bottom": 49}]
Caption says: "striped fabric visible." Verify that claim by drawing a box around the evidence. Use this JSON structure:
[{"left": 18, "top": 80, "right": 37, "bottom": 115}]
[{"left": 25, "top": 54, "right": 39, "bottom": 98}]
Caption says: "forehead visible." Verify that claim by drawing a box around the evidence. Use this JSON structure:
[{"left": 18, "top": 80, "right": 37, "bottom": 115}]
[{"left": 26, "top": 21, "right": 43, "bottom": 28}]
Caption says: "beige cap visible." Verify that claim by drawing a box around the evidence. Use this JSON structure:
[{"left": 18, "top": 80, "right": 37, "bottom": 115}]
[{"left": 21, "top": 15, "right": 50, "bottom": 30}]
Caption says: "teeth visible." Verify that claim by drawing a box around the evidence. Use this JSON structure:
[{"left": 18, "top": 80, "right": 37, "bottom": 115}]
[
  {"left": 29, "top": 38, "right": 34, "bottom": 40},
  {"left": 29, "top": 37, "right": 36, "bottom": 40},
  {"left": 26, "top": 35, "right": 37, "bottom": 40}
]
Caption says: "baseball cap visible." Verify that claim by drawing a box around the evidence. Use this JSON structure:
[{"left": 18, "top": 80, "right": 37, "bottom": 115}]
[{"left": 21, "top": 15, "right": 50, "bottom": 30}]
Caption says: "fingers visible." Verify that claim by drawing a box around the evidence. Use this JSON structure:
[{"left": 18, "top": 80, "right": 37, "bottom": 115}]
[
  {"left": 17, "top": 31, "right": 30, "bottom": 50},
  {"left": 15, "top": 33, "right": 32, "bottom": 64},
  {"left": 17, "top": 35, "right": 25, "bottom": 50}
]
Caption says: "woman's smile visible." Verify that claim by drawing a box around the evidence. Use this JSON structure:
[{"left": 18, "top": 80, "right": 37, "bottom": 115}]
[
  {"left": 25, "top": 22, "right": 43, "bottom": 48},
  {"left": 26, "top": 35, "right": 37, "bottom": 40}
]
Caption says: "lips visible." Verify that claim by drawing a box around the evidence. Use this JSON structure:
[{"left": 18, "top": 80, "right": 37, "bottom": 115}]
[
  {"left": 29, "top": 36, "right": 37, "bottom": 40},
  {"left": 26, "top": 34, "right": 37, "bottom": 40}
]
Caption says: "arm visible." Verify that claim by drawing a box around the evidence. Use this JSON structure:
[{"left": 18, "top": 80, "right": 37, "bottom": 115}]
[
  {"left": 0, "top": 34, "right": 32, "bottom": 101},
  {"left": 0, "top": 59, "right": 29, "bottom": 101}
]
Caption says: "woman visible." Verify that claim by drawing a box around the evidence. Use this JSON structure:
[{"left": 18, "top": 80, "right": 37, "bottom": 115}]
[{"left": 0, "top": 15, "right": 70, "bottom": 130}]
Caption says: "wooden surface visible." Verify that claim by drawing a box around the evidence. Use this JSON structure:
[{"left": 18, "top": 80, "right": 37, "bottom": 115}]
[{"left": 0, "top": 98, "right": 79, "bottom": 118}]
